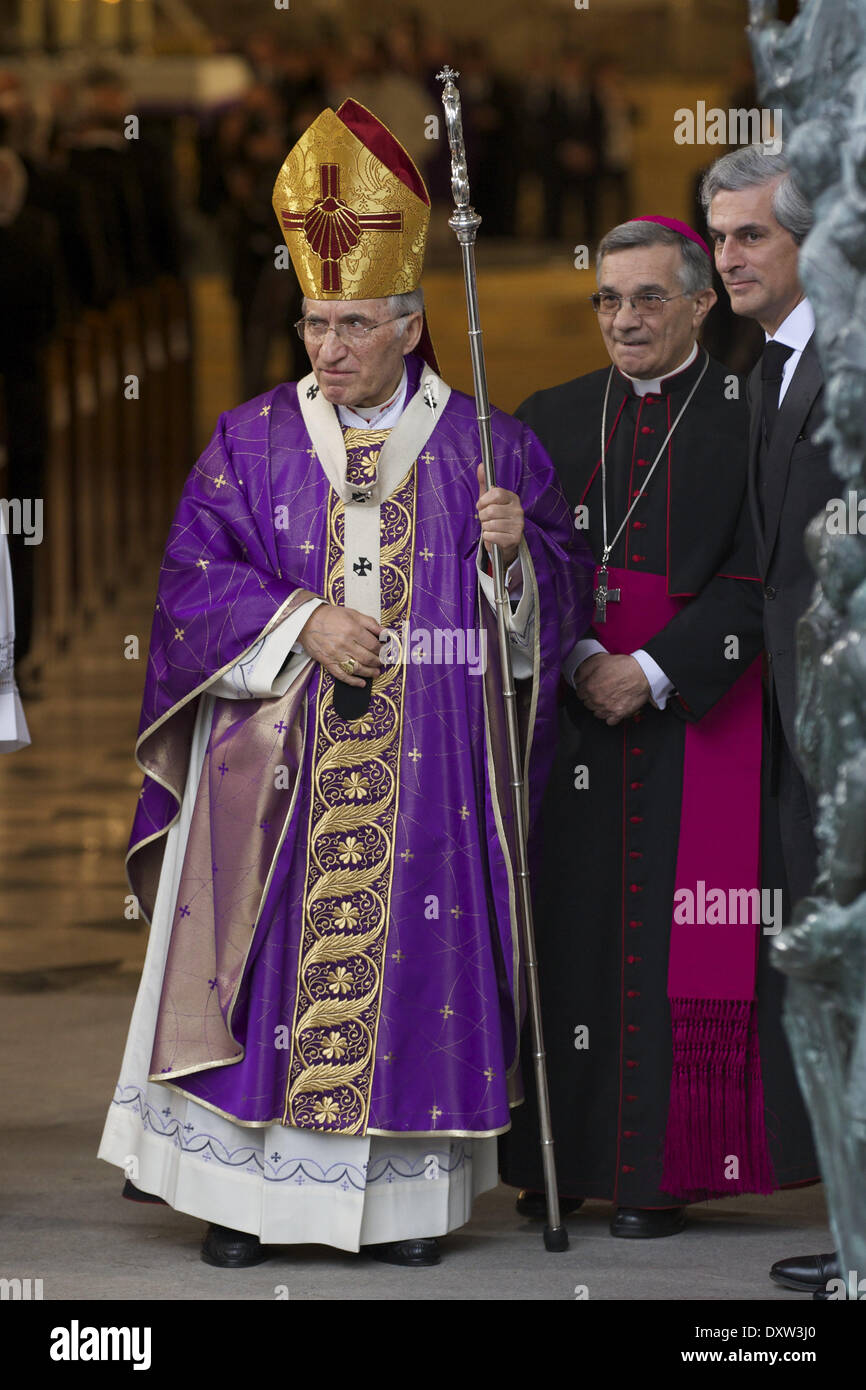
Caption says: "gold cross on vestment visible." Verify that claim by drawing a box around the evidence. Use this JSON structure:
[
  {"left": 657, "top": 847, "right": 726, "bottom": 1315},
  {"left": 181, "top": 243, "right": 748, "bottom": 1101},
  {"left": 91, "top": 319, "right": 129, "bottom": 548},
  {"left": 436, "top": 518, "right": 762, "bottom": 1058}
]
[{"left": 281, "top": 163, "right": 403, "bottom": 292}]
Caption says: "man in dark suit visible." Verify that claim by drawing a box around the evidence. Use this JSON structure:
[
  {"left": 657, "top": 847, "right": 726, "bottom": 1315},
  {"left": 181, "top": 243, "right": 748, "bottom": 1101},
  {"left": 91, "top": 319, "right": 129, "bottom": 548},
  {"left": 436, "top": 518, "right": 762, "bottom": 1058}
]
[{"left": 704, "top": 144, "right": 839, "bottom": 1298}]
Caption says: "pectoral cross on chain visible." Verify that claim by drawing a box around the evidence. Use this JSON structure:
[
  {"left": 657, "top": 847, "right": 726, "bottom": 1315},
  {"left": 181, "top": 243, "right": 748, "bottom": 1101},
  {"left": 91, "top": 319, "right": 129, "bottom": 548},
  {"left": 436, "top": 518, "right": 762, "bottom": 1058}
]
[{"left": 594, "top": 564, "right": 620, "bottom": 623}]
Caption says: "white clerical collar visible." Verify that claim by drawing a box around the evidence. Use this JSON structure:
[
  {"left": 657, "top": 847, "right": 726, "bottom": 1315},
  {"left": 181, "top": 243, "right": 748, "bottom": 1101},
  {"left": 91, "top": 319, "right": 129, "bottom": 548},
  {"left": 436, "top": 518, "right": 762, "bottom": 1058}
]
[
  {"left": 336, "top": 364, "right": 408, "bottom": 430},
  {"left": 765, "top": 297, "right": 814, "bottom": 350},
  {"left": 622, "top": 341, "right": 699, "bottom": 396}
]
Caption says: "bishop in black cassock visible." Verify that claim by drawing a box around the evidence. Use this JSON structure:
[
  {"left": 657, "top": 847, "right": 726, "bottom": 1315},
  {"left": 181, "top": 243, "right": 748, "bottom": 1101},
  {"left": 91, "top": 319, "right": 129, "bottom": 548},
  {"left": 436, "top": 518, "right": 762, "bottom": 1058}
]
[{"left": 500, "top": 217, "right": 817, "bottom": 1235}]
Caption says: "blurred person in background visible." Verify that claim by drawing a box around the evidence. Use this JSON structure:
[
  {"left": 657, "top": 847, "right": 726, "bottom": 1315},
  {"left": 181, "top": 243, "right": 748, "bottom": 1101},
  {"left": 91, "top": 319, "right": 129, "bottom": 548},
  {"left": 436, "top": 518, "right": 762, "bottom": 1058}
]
[
  {"left": 274, "top": 46, "right": 327, "bottom": 127},
  {"left": 223, "top": 87, "right": 307, "bottom": 398},
  {"left": 0, "top": 112, "right": 59, "bottom": 669},
  {"left": 63, "top": 67, "right": 151, "bottom": 299},
  {"left": 595, "top": 58, "right": 638, "bottom": 231},
  {"left": 326, "top": 33, "right": 431, "bottom": 179},
  {"left": 418, "top": 25, "right": 456, "bottom": 206},
  {"left": 542, "top": 47, "right": 604, "bottom": 247},
  {"left": 1, "top": 77, "right": 109, "bottom": 315},
  {"left": 458, "top": 40, "right": 519, "bottom": 239},
  {"left": 63, "top": 67, "right": 182, "bottom": 297}
]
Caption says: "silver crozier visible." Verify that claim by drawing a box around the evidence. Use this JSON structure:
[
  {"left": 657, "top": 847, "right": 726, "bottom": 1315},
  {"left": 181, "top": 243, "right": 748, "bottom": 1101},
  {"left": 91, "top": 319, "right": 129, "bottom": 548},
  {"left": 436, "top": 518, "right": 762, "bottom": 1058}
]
[{"left": 437, "top": 64, "right": 568, "bottom": 1253}]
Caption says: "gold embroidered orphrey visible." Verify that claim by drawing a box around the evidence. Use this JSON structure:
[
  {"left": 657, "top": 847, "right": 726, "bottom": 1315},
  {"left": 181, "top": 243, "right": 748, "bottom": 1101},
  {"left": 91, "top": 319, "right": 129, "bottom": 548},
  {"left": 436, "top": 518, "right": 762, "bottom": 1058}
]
[
  {"left": 283, "top": 429, "right": 416, "bottom": 1133},
  {"left": 272, "top": 106, "right": 429, "bottom": 301}
]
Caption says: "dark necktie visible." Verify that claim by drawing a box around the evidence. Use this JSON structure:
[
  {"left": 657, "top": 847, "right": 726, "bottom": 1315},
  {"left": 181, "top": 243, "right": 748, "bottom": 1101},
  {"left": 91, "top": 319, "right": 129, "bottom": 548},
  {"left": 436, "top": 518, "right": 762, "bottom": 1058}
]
[{"left": 761, "top": 341, "right": 794, "bottom": 442}]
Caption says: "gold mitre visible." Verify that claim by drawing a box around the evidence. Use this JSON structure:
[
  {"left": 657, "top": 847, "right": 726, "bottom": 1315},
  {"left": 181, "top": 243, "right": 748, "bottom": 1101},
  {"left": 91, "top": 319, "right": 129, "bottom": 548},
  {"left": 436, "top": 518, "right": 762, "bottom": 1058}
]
[{"left": 272, "top": 98, "right": 430, "bottom": 301}]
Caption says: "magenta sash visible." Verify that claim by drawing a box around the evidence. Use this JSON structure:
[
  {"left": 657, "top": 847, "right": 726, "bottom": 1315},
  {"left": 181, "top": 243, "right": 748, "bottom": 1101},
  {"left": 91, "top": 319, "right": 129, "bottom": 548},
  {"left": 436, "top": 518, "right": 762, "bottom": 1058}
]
[{"left": 592, "top": 566, "right": 775, "bottom": 1197}]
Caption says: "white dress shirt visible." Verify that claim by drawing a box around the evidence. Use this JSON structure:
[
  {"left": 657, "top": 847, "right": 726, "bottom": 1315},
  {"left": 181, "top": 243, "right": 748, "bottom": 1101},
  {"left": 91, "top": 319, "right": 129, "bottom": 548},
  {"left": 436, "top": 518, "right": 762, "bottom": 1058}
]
[{"left": 765, "top": 297, "right": 815, "bottom": 405}]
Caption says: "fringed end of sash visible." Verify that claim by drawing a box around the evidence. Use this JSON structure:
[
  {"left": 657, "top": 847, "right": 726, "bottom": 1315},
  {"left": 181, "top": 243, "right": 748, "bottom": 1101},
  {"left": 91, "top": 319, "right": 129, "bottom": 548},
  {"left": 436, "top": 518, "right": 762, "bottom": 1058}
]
[{"left": 661, "top": 996, "right": 777, "bottom": 1200}]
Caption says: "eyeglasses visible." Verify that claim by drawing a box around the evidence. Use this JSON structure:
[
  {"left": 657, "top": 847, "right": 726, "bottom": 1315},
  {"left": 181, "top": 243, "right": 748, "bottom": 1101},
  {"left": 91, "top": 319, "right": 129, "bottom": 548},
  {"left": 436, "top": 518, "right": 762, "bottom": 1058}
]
[
  {"left": 589, "top": 292, "right": 693, "bottom": 317},
  {"left": 294, "top": 313, "right": 412, "bottom": 345}
]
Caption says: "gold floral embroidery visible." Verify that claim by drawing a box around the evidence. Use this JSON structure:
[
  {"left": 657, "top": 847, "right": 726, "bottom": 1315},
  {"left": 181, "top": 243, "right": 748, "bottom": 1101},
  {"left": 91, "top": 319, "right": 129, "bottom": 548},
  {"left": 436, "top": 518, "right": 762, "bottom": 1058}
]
[
  {"left": 283, "top": 441, "right": 416, "bottom": 1134},
  {"left": 313, "top": 1096, "right": 340, "bottom": 1125},
  {"left": 343, "top": 427, "right": 388, "bottom": 489},
  {"left": 326, "top": 965, "right": 354, "bottom": 994},
  {"left": 342, "top": 771, "right": 369, "bottom": 800},
  {"left": 322, "top": 1032, "right": 347, "bottom": 1060}
]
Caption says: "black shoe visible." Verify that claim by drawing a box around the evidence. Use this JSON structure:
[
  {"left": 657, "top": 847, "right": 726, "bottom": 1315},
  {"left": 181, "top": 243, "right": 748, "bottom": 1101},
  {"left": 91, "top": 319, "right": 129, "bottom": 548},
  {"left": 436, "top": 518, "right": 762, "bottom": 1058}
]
[
  {"left": 769, "top": 1251, "right": 840, "bottom": 1293},
  {"left": 515, "top": 1190, "right": 584, "bottom": 1220},
  {"left": 122, "top": 1179, "right": 167, "bottom": 1205},
  {"left": 365, "top": 1237, "right": 440, "bottom": 1267},
  {"left": 610, "top": 1206, "right": 687, "bottom": 1239},
  {"left": 201, "top": 1223, "right": 270, "bottom": 1268}
]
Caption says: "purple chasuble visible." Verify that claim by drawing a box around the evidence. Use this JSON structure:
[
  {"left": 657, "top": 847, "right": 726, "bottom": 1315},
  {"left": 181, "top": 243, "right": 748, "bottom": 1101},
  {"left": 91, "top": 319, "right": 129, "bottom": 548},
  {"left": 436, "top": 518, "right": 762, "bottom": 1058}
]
[{"left": 127, "top": 354, "right": 593, "bottom": 1137}]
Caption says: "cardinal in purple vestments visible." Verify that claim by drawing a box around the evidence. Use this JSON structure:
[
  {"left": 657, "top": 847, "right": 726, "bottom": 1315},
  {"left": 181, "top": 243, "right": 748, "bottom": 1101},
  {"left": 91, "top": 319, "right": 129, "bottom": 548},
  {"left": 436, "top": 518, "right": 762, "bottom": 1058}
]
[{"left": 99, "top": 99, "right": 593, "bottom": 1269}]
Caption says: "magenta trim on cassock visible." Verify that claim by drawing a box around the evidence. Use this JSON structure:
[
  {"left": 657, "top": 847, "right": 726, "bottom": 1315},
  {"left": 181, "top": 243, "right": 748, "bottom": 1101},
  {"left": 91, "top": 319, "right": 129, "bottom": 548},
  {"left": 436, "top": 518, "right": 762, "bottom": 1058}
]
[
  {"left": 591, "top": 566, "right": 775, "bottom": 1197},
  {"left": 669, "top": 655, "right": 762, "bottom": 999}
]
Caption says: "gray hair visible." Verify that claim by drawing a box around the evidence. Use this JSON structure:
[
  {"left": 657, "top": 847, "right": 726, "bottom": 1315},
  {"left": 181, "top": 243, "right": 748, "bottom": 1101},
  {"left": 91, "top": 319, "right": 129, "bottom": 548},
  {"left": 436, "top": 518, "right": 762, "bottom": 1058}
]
[
  {"left": 387, "top": 287, "right": 424, "bottom": 333},
  {"left": 300, "top": 287, "right": 424, "bottom": 335},
  {"left": 699, "top": 146, "right": 813, "bottom": 244},
  {"left": 596, "top": 221, "right": 712, "bottom": 294}
]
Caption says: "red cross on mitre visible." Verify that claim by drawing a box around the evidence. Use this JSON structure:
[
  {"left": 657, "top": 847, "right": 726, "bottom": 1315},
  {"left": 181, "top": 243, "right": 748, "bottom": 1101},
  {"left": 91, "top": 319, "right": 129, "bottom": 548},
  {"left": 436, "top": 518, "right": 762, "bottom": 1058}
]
[{"left": 281, "top": 163, "right": 403, "bottom": 292}]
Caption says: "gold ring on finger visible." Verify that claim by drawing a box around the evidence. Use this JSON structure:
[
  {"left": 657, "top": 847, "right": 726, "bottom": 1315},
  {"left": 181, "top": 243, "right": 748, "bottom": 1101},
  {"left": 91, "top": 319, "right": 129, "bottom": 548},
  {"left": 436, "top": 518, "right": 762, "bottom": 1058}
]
[{"left": 340, "top": 656, "right": 357, "bottom": 676}]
